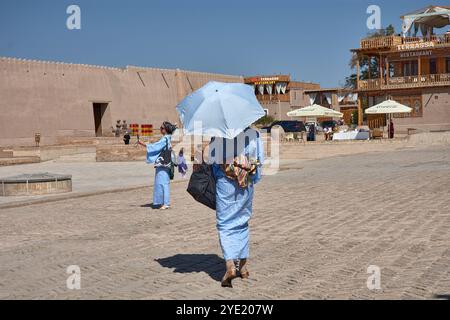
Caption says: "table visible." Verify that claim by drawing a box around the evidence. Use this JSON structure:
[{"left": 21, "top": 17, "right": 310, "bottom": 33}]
[{"left": 332, "top": 131, "right": 370, "bottom": 141}]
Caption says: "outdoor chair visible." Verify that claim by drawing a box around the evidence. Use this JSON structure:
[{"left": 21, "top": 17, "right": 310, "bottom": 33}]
[
  {"left": 372, "top": 128, "right": 384, "bottom": 139},
  {"left": 294, "top": 132, "right": 306, "bottom": 144},
  {"left": 285, "top": 132, "right": 295, "bottom": 142}
]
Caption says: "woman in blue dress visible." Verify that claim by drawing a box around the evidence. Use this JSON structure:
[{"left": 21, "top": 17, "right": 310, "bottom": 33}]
[
  {"left": 139, "top": 121, "right": 177, "bottom": 210},
  {"left": 208, "top": 127, "right": 264, "bottom": 287}
]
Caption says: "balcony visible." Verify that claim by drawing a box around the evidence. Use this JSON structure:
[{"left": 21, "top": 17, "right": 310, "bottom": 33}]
[
  {"left": 358, "top": 73, "right": 450, "bottom": 91},
  {"left": 360, "top": 34, "right": 450, "bottom": 51},
  {"left": 360, "top": 35, "right": 403, "bottom": 50}
]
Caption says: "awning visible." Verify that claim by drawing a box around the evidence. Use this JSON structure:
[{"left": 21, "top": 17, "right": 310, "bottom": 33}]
[{"left": 402, "top": 6, "right": 450, "bottom": 36}]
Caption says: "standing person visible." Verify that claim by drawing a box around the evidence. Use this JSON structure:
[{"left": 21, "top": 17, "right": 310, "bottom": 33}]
[
  {"left": 308, "top": 123, "right": 316, "bottom": 141},
  {"left": 123, "top": 131, "right": 131, "bottom": 145},
  {"left": 389, "top": 119, "right": 395, "bottom": 139},
  {"left": 208, "top": 127, "right": 264, "bottom": 288},
  {"left": 177, "top": 148, "right": 188, "bottom": 178},
  {"left": 138, "top": 121, "right": 177, "bottom": 210}
]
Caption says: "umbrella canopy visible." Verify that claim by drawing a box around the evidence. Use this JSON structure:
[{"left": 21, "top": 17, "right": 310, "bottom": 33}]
[
  {"left": 176, "top": 81, "right": 265, "bottom": 139},
  {"left": 365, "top": 100, "right": 412, "bottom": 114},
  {"left": 287, "top": 104, "right": 343, "bottom": 118}
]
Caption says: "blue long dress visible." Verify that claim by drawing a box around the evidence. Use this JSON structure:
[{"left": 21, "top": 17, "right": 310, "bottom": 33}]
[
  {"left": 209, "top": 128, "right": 264, "bottom": 261},
  {"left": 146, "top": 135, "right": 172, "bottom": 207}
]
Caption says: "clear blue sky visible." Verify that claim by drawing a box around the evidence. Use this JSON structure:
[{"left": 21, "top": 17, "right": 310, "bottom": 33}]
[{"left": 0, "top": 0, "right": 445, "bottom": 87}]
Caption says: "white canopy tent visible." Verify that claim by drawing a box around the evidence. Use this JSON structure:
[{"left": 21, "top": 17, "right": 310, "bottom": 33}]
[{"left": 402, "top": 5, "right": 450, "bottom": 37}]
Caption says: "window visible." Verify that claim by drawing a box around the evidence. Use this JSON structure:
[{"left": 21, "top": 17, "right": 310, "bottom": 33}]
[
  {"left": 264, "top": 109, "right": 269, "bottom": 116},
  {"left": 403, "top": 61, "right": 418, "bottom": 76},
  {"left": 430, "top": 58, "right": 437, "bottom": 74},
  {"left": 447, "top": 57, "right": 450, "bottom": 74}
]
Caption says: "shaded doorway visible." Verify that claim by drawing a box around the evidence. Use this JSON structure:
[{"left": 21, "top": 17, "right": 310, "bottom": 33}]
[{"left": 92, "top": 103, "right": 108, "bottom": 137}]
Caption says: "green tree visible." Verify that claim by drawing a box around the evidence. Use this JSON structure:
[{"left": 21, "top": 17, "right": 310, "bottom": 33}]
[{"left": 344, "top": 24, "right": 396, "bottom": 89}]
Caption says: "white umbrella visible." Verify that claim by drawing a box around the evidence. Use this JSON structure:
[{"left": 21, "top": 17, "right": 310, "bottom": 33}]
[
  {"left": 176, "top": 82, "right": 265, "bottom": 139},
  {"left": 365, "top": 99, "right": 412, "bottom": 139},
  {"left": 287, "top": 104, "right": 343, "bottom": 118},
  {"left": 365, "top": 99, "right": 412, "bottom": 114}
]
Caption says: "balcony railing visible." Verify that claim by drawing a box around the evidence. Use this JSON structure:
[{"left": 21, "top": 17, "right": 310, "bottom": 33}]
[
  {"left": 358, "top": 79, "right": 382, "bottom": 90},
  {"left": 360, "top": 34, "right": 450, "bottom": 50},
  {"left": 360, "top": 35, "right": 403, "bottom": 49},
  {"left": 358, "top": 73, "right": 450, "bottom": 90}
]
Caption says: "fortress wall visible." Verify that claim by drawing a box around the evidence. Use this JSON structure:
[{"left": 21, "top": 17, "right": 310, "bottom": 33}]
[{"left": 0, "top": 57, "right": 243, "bottom": 147}]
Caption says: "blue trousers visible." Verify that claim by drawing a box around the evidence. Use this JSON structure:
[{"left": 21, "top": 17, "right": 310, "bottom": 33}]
[
  {"left": 215, "top": 169, "right": 254, "bottom": 260},
  {"left": 153, "top": 167, "right": 170, "bottom": 206}
]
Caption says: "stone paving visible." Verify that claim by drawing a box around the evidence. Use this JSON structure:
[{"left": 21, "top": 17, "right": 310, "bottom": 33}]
[
  {"left": 0, "top": 154, "right": 155, "bottom": 206},
  {"left": 0, "top": 145, "right": 449, "bottom": 299}
]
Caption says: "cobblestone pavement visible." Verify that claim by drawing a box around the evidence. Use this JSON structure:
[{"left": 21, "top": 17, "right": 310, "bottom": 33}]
[
  {"left": 0, "top": 145, "right": 449, "bottom": 300},
  {"left": 0, "top": 157, "right": 155, "bottom": 206}
]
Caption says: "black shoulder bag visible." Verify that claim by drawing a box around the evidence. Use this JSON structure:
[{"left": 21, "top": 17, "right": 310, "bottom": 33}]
[{"left": 187, "top": 151, "right": 216, "bottom": 211}]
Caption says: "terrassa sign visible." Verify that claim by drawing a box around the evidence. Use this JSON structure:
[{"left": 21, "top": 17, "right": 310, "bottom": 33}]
[
  {"left": 245, "top": 75, "right": 290, "bottom": 85},
  {"left": 255, "top": 77, "right": 280, "bottom": 85},
  {"left": 397, "top": 41, "right": 435, "bottom": 51}
]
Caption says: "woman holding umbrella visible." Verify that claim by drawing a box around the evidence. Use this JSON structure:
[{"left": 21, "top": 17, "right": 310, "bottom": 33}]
[
  {"left": 138, "top": 121, "right": 177, "bottom": 210},
  {"left": 177, "top": 82, "right": 265, "bottom": 288},
  {"left": 209, "top": 128, "right": 264, "bottom": 287}
]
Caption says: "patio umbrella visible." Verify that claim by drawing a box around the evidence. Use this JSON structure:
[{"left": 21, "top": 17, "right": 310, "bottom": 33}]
[
  {"left": 364, "top": 99, "right": 412, "bottom": 115},
  {"left": 287, "top": 104, "right": 343, "bottom": 118},
  {"left": 176, "top": 81, "right": 265, "bottom": 139},
  {"left": 365, "top": 99, "right": 412, "bottom": 139}
]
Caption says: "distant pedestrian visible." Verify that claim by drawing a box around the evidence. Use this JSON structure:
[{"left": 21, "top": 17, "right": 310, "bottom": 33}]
[
  {"left": 389, "top": 119, "right": 395, "bottom": 139},
  {"left": 123, "top": 132, "right": 131, "bottom": 145},
  {"left": 308, "top": 123, "right": 316, "bottom": 141},
  {"left": 177, "top": 148, "right": 188, "bottom": 178}
]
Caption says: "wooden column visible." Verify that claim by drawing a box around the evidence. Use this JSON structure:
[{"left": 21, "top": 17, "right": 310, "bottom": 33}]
[
  {"left": 386, "top": 57, "right": 390, "bottom": 84},
  {"left": 358, "top": 95, "right": 363, "bottom": 126},
  {"left": 418, "top": 57, "right": 422, "bottom": 82},
  {"left": 356, "top": 54, "right": 361, "bottom": 90},
  {"left": 379, "top": 54, "right": 383, "bottom": 85}
]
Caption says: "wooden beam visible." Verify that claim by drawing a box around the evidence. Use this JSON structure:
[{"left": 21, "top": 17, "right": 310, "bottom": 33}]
[
  {"left": 356, "top": 54, "right": 361, "bottom": 90},
  {"left": 379, "top": 54, "right": 383, "bottom": 85},
  {"left": 386, "top": 57, "right": 390, "bottom": 84},
  {"left": 418, "top": 57, "right": 422, "bottom": 78},
  {"left": 358, "top": 95, "right": 363, "bottom": 126}
]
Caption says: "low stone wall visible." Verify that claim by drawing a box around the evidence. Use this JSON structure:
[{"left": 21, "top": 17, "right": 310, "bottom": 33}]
[
  {"left": 273, "top": 132, "right": 449, "bottom": 162},
  {"left": 13, "top": 145, "right": 96, "bottom": 162},
  {"left": 407, "top": 131, "right": 450, "bottom": 146},
  {"left": 96, "top": 145, "right": 147, "bottom": 162},
  {"left": 278, "top": 139, "right": 408, "bottom": 161},
  {"left": 0, "top": 157, "right": 40, "bottom": 166}
]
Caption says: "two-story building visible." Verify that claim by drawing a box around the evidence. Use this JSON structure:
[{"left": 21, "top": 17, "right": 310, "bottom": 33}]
[
  {"left": 352, "top": 5, "right": 450, "bottom": 132},
  {"left": 303, "top": 88, "right": 359, "bottom": 125},
  {"left": 244, "top": 75, "right": 320, "bottom": 120}
]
